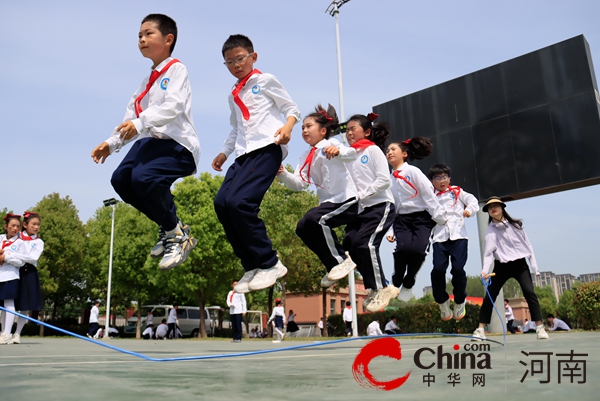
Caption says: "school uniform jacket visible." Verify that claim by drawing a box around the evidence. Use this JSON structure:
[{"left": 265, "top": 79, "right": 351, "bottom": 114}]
[
  {"left": 222, "top": 73, "right": 301, "bottom": 160},
  {"left": 346, "top": 146, "right": 394, "bottom": 213},
  {"left": 0, "top": 234, "right": 26, "bottom": 282},
  {"left": 104, "top": 57, "right": 201, "bottom": 171},
  {"left": 278, "top": 137, "right": 358, "bottom": 204},
  {"left": 431, "top": 187, "right": 479, "bottom": 243}
]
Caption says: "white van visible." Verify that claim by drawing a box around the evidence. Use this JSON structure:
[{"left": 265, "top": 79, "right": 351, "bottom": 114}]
[{"left": 125, "top": 305, "right": 213, "bottom": 337}]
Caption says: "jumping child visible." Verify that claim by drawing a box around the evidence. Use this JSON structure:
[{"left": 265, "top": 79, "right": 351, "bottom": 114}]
[
  {"left": 343, "top": 113, "right": 399, "bottom": 312},
  {"left": 212, "top": 34, "right": 300, "bottom": 293},
  {"left": 0, "top": 214, "right": 26, "bottom": 345},
  {"left": 91, "top": 14, "right": 201, "bottom": 271},
  {"left": 472, "top": 197, "right": 549, "bottom": 341},
  {"left": 428, "top": 164, "right": 479, "bottom": 321},
  {"left": 277, "top": 104, "right": 358, "bottom": 288},
  {"left": 385, "top": 138, "right": 445, "bottom": 302}
]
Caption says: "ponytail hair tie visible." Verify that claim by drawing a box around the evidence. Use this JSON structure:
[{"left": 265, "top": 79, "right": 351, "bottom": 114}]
[
  {"left": 23, "top": 211, "right": 34, "bottom": 219},
  {"left": 367, "top": 112, "right": 379, "bottom": 122},
  {"left": 4, "top": 213, "right": 21, "bottom": 222},
  {"left": 318, "top": 109, "right": 333, "bottom": 122},
  {"left": 401, "top": 138, "right": 412, "bottom": 146}
]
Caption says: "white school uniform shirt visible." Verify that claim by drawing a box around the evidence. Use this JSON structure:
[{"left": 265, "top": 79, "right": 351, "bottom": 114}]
[
  {"left": 104, "top": 58, "right": 201, "bottom": 172},
  {"left": 268, "top": 306, "right": 286, "bottom": 324},
  {"left": 431, "top": 187, "right": 479, "bottom": 243},
  {"left": 155, "top": 323, "right": 168, "bottom": 338},
  {"left": 522, "top": 321, "right": 537, "bottom": 331},
  {"left": 346, "top": 146, "right": 394, "bottom": 213},
  {"left": 278, "top": 137, "right": 358, "bottom": 204},
  {"left": 90, "top": 305, "right": 99, "bottom": 324},
  {"left": 343, "top": 307, "right": 353, "bottom": 322},
  {"left": 390, "top": 162, "right": 444, "bottom": 224},
  {"left": 482, "top": 221, "right": 539, "bottom": 275},
  {"left": 227, "top": 290, "right": 247, "bottom": 315},
  {"left": 0, "top": 234, "right": 26, "bottom": 282},
  {"left": 142, "top": 326, "right": 154, "bottom": 337},
  {"left": 222, "top": 73, "right": 301, "bottom": 160},
  {"left": 167, "top": 308, "right": 178, "bottom": 324},
  {"left": 10, "top": 232, "right": 44, "bottom": 267},
  {"left": 367, "top": 321, "right": 383, "bottom": 336},
  {"left": 550, "top": 318, "right": 571, "bottom": 331},
  {"left": 385, "top": 320, "right": 400, "bottom": 332},
  {"left": 505, "top": 304, "right": 514, "bottom": 321},
  {"left": 146, "top": 313, "right": 154, "bottom": 326}
]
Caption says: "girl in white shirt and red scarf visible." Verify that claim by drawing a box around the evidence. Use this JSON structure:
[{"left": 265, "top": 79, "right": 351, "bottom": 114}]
[
  {"left": 472, "top": 197, "right": 549, "bottom": 341},
  {"left": 342, "top": 113, "right": 399, "bottom": 313},
  {"left": 386, "top": 138, "right": 445, "bottom": 303}
]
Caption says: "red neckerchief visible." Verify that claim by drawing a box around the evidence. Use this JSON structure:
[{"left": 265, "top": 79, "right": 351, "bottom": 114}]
[
  {"left": 20, "top": 231, "right": 37, "bottom": 241},
  {"left": 229, "top": 291, "right": 235, "bottom": 303},
  {"left": 299, "top": 147, "right": 318, "bottom": 186},
  {"left": 232, "top": 69, "right": 262, "bottom": 120},
  {"left": 2, "top": 236, "right": 17, "bottom": 249},
  {"left": 392, "top": 170, "right": 418, "bottom": 199},
  {"left": 134, "top": 59, "right": 180, "bottom": 118},
  {"left": 350, "top": 139, "right": 375, "bottom": 150},
  {"left": 436, "top": 185, "right": 461, "bottom": 207}
]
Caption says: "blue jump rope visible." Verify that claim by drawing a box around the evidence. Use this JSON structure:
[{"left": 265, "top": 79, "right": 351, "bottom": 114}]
[{"left": 0, "top": 278, "right": 507, "bottom": 365}]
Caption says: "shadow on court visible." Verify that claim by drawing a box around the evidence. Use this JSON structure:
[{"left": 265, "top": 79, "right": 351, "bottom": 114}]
[{"left": 0, "top": 332, "right": 598, "bottom": 400}]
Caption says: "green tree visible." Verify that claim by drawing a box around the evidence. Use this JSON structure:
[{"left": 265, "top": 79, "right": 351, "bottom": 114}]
[
  {"left": 35, "top": 193, "right": 86, "bottom": 325},
  {"left": 534, "top": 286, "right": 557, "bottom": 319},
  {"left": 84, "top": 203, "right": 161, "bottom": 338},
  {"left": 557, "top": 288, "right": 577, "bottom": 328},
  {"left": 573, "top": 281, "right": 600, "bottom": 330},
  {"left": 162, "top": 174, "right": 241, "bottom": 338}
]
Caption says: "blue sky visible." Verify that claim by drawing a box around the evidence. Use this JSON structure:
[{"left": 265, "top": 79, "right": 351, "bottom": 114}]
[{"left": 1, "top": 0, "right": 599, "bottom": 297}]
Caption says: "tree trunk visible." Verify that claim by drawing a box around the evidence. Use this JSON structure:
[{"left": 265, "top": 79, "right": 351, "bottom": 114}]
[
  {"left": 281, "top": 279, "right": 286, "bottom": 307},
  {"left": 52, "top": 298, "right": 58, "bottom": 321},
  {"left": 136, "top": 301, "right": 141, "bottom": 339},
  {"left": 39, "top": 305, "right": 45, "bottom": 337},
  {"left": 322, "top": 288, "right": 328, "bottom": 337},
  {"left": 197, "top": 289, "right": 206, "bottom": 338},
  {"left": 111, "top": 304, "right": 117, "bottom": 327}
]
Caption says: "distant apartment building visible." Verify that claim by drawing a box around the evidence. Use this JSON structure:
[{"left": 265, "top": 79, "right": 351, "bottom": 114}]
[
  {"left": 423, "top": 286, "right": 433, "bottom": 295},
  {"left": 532, "top": 271, "right": 599, "bottom": 299}
]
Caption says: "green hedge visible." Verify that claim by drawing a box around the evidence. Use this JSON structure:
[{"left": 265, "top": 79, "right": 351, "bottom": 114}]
[
  {"left": 327, "top": 302, "right": 481, "bottom": 336},
  {"left": 574, "top": 281, "right": 600, "bottom": 330}
]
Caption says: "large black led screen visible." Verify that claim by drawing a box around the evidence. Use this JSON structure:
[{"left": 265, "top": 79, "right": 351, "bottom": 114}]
[{"left": 373, "top": 35, "right": 600, "bottom": 201}]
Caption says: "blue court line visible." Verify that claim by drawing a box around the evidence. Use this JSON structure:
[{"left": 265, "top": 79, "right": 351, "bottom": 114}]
[{"left": 0, "top": 306, "right": 503, "bottom": 362}]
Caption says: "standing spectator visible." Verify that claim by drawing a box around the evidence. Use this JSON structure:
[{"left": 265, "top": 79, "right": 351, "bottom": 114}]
[
  {"left": 547, "top": 314, "right": 571, "bottom": 331},
  {"left": 504, "top": 299, "right": 516, "bottom": 334},
  {"left": 166, "top": 304, "right": 179, "bottom": 339},
  {"left": 286, "top": 309, "right": 299, "bottom": 336},
  {"left": 145, "top": 309, "right": 154, "bottom": 328},
  {"left": 88, "top": 300, "right": 100, "bottom": 339},
  {"left": 318, "top": 317, "right": 324, "bottom": 337},
  {"left": 268, "top": 299, "right": 286, "bottom": 343},
  {"left": 384, "top": 316, "right": 401, "bottom": 334},
  {"left": 343, "top": 301, "right": 353, "bottom": 337},
  {"left": 227, "top": 280, "right": 247, "bottom": 343},
  {"left": 367, "top": 319, "right": 383, "bottom": 336}
]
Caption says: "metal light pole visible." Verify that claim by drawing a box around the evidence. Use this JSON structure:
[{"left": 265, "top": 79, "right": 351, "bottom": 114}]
[
  {"left": 326, "top": 0, "right": 358, "bottom": 337},
  {"left": 102, "top": 198, "right": 118, "bottom": 339}
]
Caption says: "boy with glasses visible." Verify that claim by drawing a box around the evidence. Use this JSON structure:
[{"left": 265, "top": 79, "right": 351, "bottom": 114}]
[
  {"left": 428, "top": 164, "right": 479, "bottom": 321},
  {"left": 212, "top": 35, "right": 300, "bottom": 293}
]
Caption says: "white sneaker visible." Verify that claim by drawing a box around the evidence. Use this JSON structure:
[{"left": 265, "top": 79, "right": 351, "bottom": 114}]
[
  {"left": 152, "top": 221, "right": 190, "bottom": 259},
  {"left": 362, "top": 290, "right": 376, "bottom": 309},
  {"left": 321, "top": 273, "right": 338, "bottom": 288},
  {"left": 327, "top": 253, "right": 356, "bottom": 281},
  {"left": 472, "top": 327, "right": 486, "bottom": 341},
  {"left": 8, "top": 333, "right": 20, "bottom": 344},
  {"left": 536, "top": 325, "right": 549, "bottom": 340},
  {"left": 453, "top": 302, "right": 466, "bottom": 321},
  {"left": 234, "top": 269, "right": 258, "bottom": 293},
  {"left": 0, "top": 333, "right": 12, "bottom": 345},
  {"left": 281, "top": 332, "right": 286, "bottom": 341},
  {"left": 397, "top": 286, "right": 413, "bottom": 302},
  {"left": 439, "top": 300, "right": 452, "bottom": 321},
  {"left": 248, "top": 260, "right": 288, "bottom": 291},
  {"left": 159, "top": 227, "right": 197, "bottom": 270},
  {"left": 272, "top": 340, "right": 281, "bottom": 343},
  {"left": 365, "top": 285, "right": 400, "bottom": 313}
]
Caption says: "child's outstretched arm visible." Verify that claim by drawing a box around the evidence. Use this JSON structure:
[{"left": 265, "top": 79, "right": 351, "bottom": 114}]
[{"left": 274, "top": 116, "right": 297, "bottom": 145}]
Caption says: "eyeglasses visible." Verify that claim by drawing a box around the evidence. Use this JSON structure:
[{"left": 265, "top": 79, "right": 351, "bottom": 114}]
[
  {"left": 432, "top": 175, "right": 450, "bottom": 182},
  {"left": 223, "top": 53, "right": 253, "bottom": 66}
]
